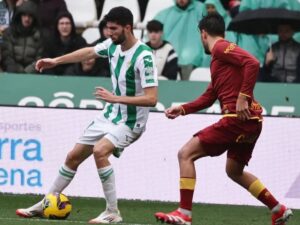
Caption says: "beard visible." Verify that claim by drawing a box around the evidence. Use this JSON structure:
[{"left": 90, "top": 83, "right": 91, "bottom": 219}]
[
  {"left": 112, "top": 31, "right": 126, "bottom": 45},
  {"left": 203, "top": 43, "right": 211, "bottom": 55}
]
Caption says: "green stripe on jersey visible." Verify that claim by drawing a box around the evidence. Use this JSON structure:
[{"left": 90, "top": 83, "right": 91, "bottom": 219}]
[
  {"left": 97, "top": 43, "right": 117, "bottom": 57},
  {"left": 112, "top": 106, "right": 122, "bottom": 124},
  {"left": 114, "top": 55, "right": 125, "bottom": 96},
  {"left": 125, "top": 45, "right": 152, "bottom": 129},
  {"left": 104, "top": 104, "right": 113, "bottom": 119}
]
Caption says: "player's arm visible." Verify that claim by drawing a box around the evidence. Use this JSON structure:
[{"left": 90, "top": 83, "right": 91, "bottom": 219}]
[
  {"left": 35, "top": 47, "right": 98, "bottom": 72},
  {"left": 94, "top": 86, "right": 157, "bottom": 107},
  {"left": 94, "top": 50, "right": 158, "bottom": 107},
  {"left": 35, "top": 39, "right": 112, "bottom": 73},
  {"left": 165, "top": 83, "right": 217, "bottom": 119}
]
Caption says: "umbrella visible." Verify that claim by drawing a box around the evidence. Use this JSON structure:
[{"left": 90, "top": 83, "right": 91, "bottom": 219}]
[{"left": 228, "top": 8, "right": 300, "bottom": 34}]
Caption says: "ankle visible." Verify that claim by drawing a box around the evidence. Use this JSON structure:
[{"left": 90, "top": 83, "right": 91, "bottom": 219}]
[
  {"left": 178, "top": 208, "right": 192, "bottom": 217},
  {"left": 271, "top": 204, "right": 281, "bottom": 213}
]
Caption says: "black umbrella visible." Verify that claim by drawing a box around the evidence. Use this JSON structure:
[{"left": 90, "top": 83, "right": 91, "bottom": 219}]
[{"left": 228, "top": 8, "right": 300, "bottom": 34}]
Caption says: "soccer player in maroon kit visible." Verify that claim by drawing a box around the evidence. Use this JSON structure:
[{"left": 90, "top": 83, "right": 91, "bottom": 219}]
[{"left": 155, "top": 13, "right": 293, "bottom": 225}]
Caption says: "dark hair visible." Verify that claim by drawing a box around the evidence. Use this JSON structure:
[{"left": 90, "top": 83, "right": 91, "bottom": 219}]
[
  {"left": 146, "top": 20, "right": 163, "bottom": 32},
  {"left": 198, "top": 13, "right": 225, "bottom": 37},
  {"left": 98, "top": 19, "right": 107, "bottom": 37},
  {"left": 55, "top": 11, "right": 76, "bottom": 38},
  {"left": 104, "top": 6, "right": 133, "bottom": 28}
]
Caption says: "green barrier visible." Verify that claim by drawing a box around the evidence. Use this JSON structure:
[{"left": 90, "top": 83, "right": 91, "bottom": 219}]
[{"left": 0, "top": 73, "right": 299, "bottom": 116}]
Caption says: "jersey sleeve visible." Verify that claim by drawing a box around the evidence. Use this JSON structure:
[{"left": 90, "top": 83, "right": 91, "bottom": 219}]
[
  {"left": 182, "top": 83, "right": 217, "bottom": 115},
  {"left": 136, "top": 51, "right": 158, "bottom": 88},
  {"left": 212, "top": 41, "right": 260, "bottom": 98},
  {"left": 94, "top": 38, "right": 113, "bottom": 58}
]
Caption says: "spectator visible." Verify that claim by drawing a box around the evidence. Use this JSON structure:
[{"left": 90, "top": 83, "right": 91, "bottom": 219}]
[
  {"left": 262, "top": 24, "right": 300, "bottom": 83},
  {"left": 202, "top": 0, "right": 236, "bottom": 67},
  {"left": 1, "top": 0, "right": 43, "bottom": 73},
  {"left": 90, "top": 19, "right": 110, "bottom": 77},
  {"left": 0, "top": 0, "right": 15, "bottom": 43},
  {"left": 33, "top": 0, "right": 68, "bottom": 38},
  {"left": 146, "top": 20, "right": 178, "bottom": 80},
  {"left": 64, "top": 56, "right": 103, "bottom": 77},
  {"left": 228, "top": 0, "right": 240, "bottom": 18},
  {"left": 42, "top": 11, "right": 86, "bottom": 75},
  {"left": 92, "top": 19, "right": 110, "bottom": 44},
  {"left": 154, "top": 0, "right": 205, "bottom": 80}
]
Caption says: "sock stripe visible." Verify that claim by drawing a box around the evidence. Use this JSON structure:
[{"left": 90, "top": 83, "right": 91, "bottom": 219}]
[
  {"left": 99, "top": 169, "right": 113, "bottom": 183},
  {"left": 180, "top": 178, "right": 196, "bottom": 190},
  {"left": 61, "top": 167, "right": 75, "bottom": 176},
  {"left": 59, "top": 169, "right": 74, "bottom": 180},
  {"left": 248, "top": 179, "right": 265, "bottom": 198}
]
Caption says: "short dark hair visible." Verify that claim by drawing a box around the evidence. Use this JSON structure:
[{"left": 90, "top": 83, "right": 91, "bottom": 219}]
[
  {"left": 104, "top": 6, "right": 133, "bottom": 27},
  {"left": 198, "top": 13, "right": 225, "bottom": 37},
  {"left": 146, "top": 20, "right": 163, "bottom": 32}
]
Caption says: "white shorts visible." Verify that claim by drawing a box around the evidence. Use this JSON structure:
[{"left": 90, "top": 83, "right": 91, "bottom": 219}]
[{"left": 77, "top": 114, "right": 143, "bottom": 156}]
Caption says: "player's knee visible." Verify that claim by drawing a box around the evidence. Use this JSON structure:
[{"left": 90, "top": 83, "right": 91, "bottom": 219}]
[
  {"left": 93, "top": 144, "right": 110, "bottom": 160},
  {"left": 65, "top": 152, "right": 81, "bottom": 170},
  {"left": 226, "top": 168, "right": 242, "bottom": 181},
  {"left": 178, "top": 147, "right": 190, "bottom": 162}
]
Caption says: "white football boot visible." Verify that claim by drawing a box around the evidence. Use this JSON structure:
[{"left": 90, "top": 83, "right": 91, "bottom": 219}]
[
  {"left": 89, "top": 209, "right": 123, "bottom": 224},
  {"left": 16, "top": 200, "right": 43, "bottom": 218}
]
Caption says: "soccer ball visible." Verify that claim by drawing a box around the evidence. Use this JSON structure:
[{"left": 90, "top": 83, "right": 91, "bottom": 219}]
[{"left": 42, "top": 193, "right": 72, "bottom": 219}]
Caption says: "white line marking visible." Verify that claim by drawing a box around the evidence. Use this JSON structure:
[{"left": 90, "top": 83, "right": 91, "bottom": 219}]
[{"left": 0, "top": 217, "right": 155, "bottom": 225}]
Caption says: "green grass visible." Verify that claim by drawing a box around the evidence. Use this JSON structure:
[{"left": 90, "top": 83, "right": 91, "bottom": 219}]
[{"left": 0, "top": 193, "right": 298, "bottom": 225}]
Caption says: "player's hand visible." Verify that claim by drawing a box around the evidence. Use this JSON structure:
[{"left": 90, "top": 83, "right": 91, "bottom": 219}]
[
  {"left": 35, "top": 58, "right": 57, "bottom": 72},
  {"left": 236, "top": 95, "right": 251, "bottom": 121},
  {"left": 165, "top": 106, "right": 182, "bottom": 119},
  {"left": 94, "top": 86, "right": 118, "bottom": 103}
]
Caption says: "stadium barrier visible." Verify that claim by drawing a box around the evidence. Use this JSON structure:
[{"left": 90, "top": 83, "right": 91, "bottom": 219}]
[
  {"left": 0, "top": 73, "right": 299, "bottom": 116},
  {"left": 0, "top": 106, "right": 299, "bottom": 209}
]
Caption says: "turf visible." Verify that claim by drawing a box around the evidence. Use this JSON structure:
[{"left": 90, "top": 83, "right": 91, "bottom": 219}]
[{"left": 0, "top": 193, "right": 298, "bottom": 225}]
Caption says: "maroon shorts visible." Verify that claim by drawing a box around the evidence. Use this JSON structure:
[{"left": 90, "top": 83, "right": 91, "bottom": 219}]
[{"left": 194, "top": 117, "right": 262, "bottom": 165}]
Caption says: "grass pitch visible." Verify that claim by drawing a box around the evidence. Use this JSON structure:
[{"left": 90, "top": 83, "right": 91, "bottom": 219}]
[{"left": 0, "top": 193, "right": 298, "bottom": 225}]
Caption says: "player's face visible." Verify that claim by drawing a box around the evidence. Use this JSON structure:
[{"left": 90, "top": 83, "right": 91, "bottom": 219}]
[
  {"left": 200, "top": 30, "right": 211, "bottom": 55},
  {"left": 106, "top": 22, "right": 127, "bottom": 45}
]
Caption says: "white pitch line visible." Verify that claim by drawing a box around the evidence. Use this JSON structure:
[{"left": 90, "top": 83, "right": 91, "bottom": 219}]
[{"left": 0, "top": 217, "right": 156, "bottom": 225}]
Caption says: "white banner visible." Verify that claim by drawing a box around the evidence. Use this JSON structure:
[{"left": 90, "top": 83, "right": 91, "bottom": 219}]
[{"left": 0, "top": 106, "right": 299, "bottom": 209}]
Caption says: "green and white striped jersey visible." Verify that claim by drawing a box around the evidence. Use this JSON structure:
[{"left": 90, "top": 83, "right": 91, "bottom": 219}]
[{"left": 94, "top": 38, "right": 158, "bottom": 131}]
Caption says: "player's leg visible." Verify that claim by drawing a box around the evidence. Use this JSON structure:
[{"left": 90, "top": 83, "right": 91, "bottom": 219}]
[
  {"left": 16, "top": 144, "right": 93, "bottom": 218},
  {"left": 155, "top": 136, "right": 208, "bottom": 225},
  {"left": 49, "top": 143, "right": 93, "bottom": 193},
  {"left": 89, "top": 125, "right": 142, "bottom": 224},
  {"left": 226, "top": 157, "right": 293, "bottom": 225}
]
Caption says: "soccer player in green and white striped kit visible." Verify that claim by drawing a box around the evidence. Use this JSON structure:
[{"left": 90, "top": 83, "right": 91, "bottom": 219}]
[{"left": 16, "top": 7, "right": 158, "bottom": 224}]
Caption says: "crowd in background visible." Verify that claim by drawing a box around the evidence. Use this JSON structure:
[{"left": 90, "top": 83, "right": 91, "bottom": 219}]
[{"left": 0, "top": 0, "right": 299, "bottom": 83}]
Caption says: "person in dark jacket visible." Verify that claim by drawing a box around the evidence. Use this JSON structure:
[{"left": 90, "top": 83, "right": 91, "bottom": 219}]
[
  {"left": 1, "top": 0, "right": 43, "bottom": 73},
  {"left": 263, "top": 24, "right": 300, "bottom": 83},
  {"left": 64, "top": 57, "right": 103, "bottom": 77},
  {"left": 33, "top": 0, "right": 68, "bottom": 38},
  {"left": 42, "top": 11, "right": 86, "bottom": 75}
]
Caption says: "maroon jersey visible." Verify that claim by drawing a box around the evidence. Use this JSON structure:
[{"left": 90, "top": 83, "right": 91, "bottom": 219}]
[{"left": 182, "top": 39, "right": 262, "bottom": 119}]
